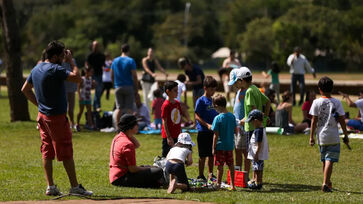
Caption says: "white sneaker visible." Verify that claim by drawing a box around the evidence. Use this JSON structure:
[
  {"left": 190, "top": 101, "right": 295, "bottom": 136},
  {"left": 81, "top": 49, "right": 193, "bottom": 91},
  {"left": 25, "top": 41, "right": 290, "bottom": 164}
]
[
  {"left": 69, "top": 184, "right": 93, "bottom": 196},
  {"left": 46, "top": 185, "right": 61, "bottom": 196},
  {"left": 227, "top": 102, "right": 231, "bottom": 107}
]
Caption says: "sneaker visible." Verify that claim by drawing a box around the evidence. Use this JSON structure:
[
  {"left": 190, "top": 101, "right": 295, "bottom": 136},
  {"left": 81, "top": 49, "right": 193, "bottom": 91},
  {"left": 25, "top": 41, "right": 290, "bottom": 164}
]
[
  {"left": 322, "top": 184, "right": 332, "bottom": 193},
  {"left": 75, "top": 125, "right": 81, "bottom": 132},
  {"left": 46, "top": 185, "right": 61, "bottom": 196},
  {"left": 69, "top": 184, "right": 93, "bottom": 196},
  {"left": 328, "top": 182, "right": 333, "bottom": 189},
  {"left": 197, "top": 175, "right": 207, "bottom": 181}
]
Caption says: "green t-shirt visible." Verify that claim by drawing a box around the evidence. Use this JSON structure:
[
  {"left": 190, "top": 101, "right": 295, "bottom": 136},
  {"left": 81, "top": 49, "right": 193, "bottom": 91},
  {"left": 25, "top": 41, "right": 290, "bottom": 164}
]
[
  {"left": 244, "top": 85, "right": 270, "bottom": 131},
  {"left": 267, "top": 69, "right": 279, "bottom": 84}
]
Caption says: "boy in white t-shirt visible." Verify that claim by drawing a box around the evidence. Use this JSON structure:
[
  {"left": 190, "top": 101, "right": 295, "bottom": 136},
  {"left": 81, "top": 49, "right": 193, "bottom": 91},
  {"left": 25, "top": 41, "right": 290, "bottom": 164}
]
[
  {"left": 339, "top": 89, "right": 363, "bottom": 131},
  {"left": 175, "top": 74, "right": 193, "bottom": 127},
  {"left": 309, "top": 76, "right": 349, "bottom": 193},
  {"left": 246, "top": 109, "right": 269, "bottom": 190}
]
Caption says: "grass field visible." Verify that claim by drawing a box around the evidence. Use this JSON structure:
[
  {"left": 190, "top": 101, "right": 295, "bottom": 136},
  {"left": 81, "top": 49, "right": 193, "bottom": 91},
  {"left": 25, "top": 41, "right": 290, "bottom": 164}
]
[{"left": 0, "top": 88, "right": 362, "bottom": 203}]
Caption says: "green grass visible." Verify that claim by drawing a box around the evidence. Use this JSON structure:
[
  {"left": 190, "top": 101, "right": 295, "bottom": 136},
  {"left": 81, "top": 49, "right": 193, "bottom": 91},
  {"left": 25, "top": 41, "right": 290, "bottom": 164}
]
[{"left": 0, "top": 89, "right": 362, "bottom": 203}]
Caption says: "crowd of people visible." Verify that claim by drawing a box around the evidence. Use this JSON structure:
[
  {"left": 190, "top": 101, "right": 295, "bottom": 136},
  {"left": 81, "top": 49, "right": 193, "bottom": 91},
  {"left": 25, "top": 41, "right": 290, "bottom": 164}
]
[{"left": 21, "top": 40, "right": 360, "bottom": 196}]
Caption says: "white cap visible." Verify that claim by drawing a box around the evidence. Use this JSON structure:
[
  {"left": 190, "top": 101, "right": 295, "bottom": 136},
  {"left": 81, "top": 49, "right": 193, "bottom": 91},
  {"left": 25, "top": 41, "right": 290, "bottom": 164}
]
[
  {"left": 228, "top": 67, "right": 252, "bottom": 86},
  {"left": 177, "top": 133, "right": 196, "bottom": 146}
]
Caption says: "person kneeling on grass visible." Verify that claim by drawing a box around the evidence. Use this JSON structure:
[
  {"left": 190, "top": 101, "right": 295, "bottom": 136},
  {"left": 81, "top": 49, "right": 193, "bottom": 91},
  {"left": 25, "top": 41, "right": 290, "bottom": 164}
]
[
  {"left": 246, "top": 109, "right": 269, "bottom": 190},
  {"left": 165, "top": 133, "right": 195, "bottom": 193},
  {"left": 109, "top": 114, "right": 164, "bottom": 188}
]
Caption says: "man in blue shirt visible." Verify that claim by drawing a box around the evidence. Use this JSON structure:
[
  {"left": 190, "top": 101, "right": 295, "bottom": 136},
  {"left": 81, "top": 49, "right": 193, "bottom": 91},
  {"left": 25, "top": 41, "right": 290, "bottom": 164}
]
[
  {"left": 21, "top": 41, "right": 92, "bottom": 196},
  {"left": 111, "top": 44, "right": 139, "bottom": 128},
  {"left": 178, "top": 57, "right": 205, "bottom": 108}
]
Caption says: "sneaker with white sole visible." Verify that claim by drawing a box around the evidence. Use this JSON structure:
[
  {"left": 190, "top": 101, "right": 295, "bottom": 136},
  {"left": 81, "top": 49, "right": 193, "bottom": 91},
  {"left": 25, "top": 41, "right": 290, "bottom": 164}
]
[
  {"left": 46, "top": 185, "right": 61, "bottom": 196},
  {"left": 69, "top": 184, "right": 93, "bottom": 196}
]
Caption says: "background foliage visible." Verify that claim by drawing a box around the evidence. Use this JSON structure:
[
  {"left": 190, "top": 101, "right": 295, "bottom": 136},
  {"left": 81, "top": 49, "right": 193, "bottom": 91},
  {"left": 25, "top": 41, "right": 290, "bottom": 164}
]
[{"left": 2, "top": 0, "right": 362, "bottom": 71}]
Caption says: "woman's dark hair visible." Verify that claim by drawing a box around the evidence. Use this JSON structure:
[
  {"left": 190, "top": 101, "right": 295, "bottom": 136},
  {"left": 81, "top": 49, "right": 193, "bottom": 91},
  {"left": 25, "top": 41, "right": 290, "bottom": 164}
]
[
  {"left": 318, "top": 76, "right": 334, "bottom": 93},
  {"left": 271, "top": 61, "right": 280, "bottom": 73},
  {"left": 118, "top": 121, "right": 137, "bottom": 133},
  {"left": 46, "top": 40, "right": 65, "bottom": 59},
  {"left": 282, "top": 91, "right": 292, "bottom": 102},
  {"left": 175, "top": 143, "right": 192, "bottom": 151},
  {"left": 203, "top": 76, "right": 218, "bottom": 88}
]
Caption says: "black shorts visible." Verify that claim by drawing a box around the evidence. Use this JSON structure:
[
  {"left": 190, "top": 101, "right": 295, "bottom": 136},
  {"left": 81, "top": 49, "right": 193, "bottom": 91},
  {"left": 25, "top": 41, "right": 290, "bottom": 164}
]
[
  {"left": 103, "top": 82, "right": 113, "bottom": 90},
  {"left": 197, "top": 131, "right": 214, "bottom": 157},
  {"left": 165, "top": 161, "right": 189, "bottom": 187},
  {"left": 162, "top": 138, "right": 178, "bottom": 158}
]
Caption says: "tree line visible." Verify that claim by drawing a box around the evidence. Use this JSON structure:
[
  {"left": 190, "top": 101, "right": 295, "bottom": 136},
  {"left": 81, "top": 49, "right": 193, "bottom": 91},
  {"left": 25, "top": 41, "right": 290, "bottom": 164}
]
[{"left": 1, "top": 0, "right": 360, "bottom": 71}]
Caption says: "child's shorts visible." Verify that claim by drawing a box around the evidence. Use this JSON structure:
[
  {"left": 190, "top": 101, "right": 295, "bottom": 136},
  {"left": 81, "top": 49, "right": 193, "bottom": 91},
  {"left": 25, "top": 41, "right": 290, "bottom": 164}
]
[
  {"left": 37, "top": 112, "right": 73, "bottom": 161},
  {"left": 165, "top": 161, "right": 189, "bottom": 186},
  {"left": 235, "top": 126, "right": 247, "bottom": 150},
  {"left": 347, "top": 119, "right": 363, "bottom": 131},
  {"left": 214, "top": 150, "right": 234, "bottom": 166},
  {"left": 252, "top": 160, "right": 264, "bottom": 171},
  {"left": 79, "top": 100, "right": 92, "bottom": 105},
  {"left": 197, "top": 131, "right": 214, "bottom": 157},
  {"left": 319, "top": 144, "right": 340, "bottom": 162}
]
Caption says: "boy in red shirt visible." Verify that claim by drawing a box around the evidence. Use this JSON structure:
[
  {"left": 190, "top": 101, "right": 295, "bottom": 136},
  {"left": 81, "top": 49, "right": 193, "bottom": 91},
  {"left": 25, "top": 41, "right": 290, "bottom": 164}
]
[{"left": 161, "top": 81, "right": 182, "bottom": 157}]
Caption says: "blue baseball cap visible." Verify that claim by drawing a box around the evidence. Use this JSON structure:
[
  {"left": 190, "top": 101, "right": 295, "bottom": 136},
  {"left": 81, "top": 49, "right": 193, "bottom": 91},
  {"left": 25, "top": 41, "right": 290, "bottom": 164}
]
[
  {"left": 245, "top": 109, "right": 263, "bottom": 123},
  {"left": 228, "top": 67, "right": 252, "bottom": 86}
]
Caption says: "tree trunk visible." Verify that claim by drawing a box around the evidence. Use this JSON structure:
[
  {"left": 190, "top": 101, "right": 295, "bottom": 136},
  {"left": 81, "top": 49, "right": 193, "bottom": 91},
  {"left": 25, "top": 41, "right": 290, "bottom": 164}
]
[{"left": 0, "top": 0, "right": 30, "bottom": 121}]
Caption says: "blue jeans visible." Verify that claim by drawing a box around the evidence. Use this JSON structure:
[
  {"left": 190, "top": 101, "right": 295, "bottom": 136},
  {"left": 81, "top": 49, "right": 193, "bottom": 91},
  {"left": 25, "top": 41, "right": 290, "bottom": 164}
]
[
  {"left": 291, "top": 74, "right": 305, "bottom": 105},
  {"left": 93, "top": 75, "right": 103, "bottom": 110}
]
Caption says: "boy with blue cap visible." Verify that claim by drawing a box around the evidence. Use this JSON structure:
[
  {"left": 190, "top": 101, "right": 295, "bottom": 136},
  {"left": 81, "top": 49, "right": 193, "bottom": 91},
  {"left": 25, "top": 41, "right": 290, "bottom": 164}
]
[{"left": 245, "top": 109, "right": 269, "bottom": 190}]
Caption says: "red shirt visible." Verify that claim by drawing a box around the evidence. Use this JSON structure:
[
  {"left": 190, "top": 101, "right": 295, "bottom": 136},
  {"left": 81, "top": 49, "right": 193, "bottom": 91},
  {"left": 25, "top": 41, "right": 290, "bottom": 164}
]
[
  {"left": 152, "top": 97, "right": 165, "bottom": 119},
  {"left": 302, "top": 100, "right": 313, "bottom": 119},
  {"left": 109, "top": 132, "right": 136, "bottom": 183},
  {"left": 161, "top": 99, "right": 182, "bottom": 139}
]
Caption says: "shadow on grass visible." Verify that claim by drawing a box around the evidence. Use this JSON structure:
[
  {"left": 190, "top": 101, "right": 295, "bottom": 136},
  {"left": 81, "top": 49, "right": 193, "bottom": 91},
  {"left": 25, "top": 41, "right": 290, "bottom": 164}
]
[
  {"left": 247, "top": 183, "right": 363, "bottom": 194},
  {"left": 260, "top": 183, "right": 321, "bottom": 193}
]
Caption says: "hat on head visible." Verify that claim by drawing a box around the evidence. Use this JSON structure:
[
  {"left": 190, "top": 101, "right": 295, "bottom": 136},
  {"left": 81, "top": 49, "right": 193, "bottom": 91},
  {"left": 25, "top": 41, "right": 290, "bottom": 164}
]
[
  {"left": 228, "top": 67, "right": 252, "bottom": 86},
  {"left": 118, "top": 114, "right": 142, "bottom": 131},
  {"left": 245, "top": 109, "right": 264, "bottom": 123},
  {"left": 177, "top": 133, "right": 196, "bottom": 146}
]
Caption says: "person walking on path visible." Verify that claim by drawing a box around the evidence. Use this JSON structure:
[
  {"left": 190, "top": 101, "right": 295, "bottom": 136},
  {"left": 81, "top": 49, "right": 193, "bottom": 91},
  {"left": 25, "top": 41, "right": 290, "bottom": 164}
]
[
  {"left": 141, "top": 48, "right": 168, "bottom": 110},
  {"left": 21, "top": 41, "right": 92, "bottom": 196},
  {"left": 111, "top": 44, "right": 139, "bottom": 130},
  {"left": 86, "top": 40, "right": 105, "bottom": 111},
  {"left": 287, "top": 46, "right": 316, "bottom": 106}
]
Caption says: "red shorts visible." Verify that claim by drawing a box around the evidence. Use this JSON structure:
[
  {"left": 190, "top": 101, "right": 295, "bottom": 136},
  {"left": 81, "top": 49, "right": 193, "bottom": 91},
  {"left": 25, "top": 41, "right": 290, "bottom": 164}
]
[
  {"left": 214, "top": 150, "right": 234, "bottom": 166},
  {"left": 37, "top": 112, "right": 73, "bottom": 161}
]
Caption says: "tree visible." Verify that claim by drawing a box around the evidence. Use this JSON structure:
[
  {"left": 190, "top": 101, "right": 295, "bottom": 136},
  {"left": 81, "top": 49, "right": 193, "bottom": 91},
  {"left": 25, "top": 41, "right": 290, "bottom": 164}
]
[{"left": 0, "top": 0, "right": 30, "bottom": 121}]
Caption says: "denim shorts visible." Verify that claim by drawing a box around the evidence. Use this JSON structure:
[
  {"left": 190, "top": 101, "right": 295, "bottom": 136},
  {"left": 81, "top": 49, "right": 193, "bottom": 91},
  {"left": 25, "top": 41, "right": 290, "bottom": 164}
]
[
  {"left": 347, "top": 119, "right": 363, "bottom": 131},
  {"left": 319, "top": 144, "right": 340, "bottom": 162},
  {"left": 252, "top": 160, "right": 264, "bottom": 171}
]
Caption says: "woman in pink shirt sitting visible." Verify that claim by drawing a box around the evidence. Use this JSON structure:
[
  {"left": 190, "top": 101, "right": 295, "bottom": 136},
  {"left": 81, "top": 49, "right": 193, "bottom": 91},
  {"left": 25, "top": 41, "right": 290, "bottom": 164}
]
[{"left": 109, "top": 114, "right": 164, "bottom": 188}]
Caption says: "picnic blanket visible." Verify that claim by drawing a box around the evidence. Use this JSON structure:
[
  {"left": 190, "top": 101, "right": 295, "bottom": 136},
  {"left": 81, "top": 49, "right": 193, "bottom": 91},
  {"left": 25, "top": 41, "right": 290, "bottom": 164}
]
[{"left": 139, "top": 128, "right": 198, "bottom": 135}]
